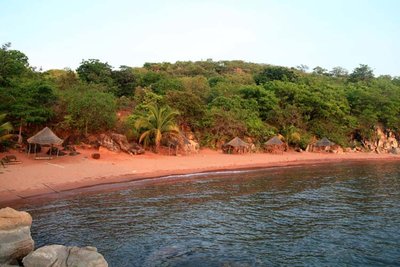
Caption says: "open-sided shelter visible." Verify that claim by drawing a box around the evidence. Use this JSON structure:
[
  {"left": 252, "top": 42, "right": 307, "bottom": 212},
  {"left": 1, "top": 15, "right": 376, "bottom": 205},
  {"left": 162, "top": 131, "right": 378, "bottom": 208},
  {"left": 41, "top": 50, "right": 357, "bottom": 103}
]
[
  {"left": 27, "top": 127, "right": 63, "bottom": 158},
  {"left": 313, "top": 137, "right": 336, "bottom": 152},
  {"left": 265, "top": 136, "right": 285, "bottom": 153},
  {"left": 223, "top": 137, "right": 249, "bottom": 154}
]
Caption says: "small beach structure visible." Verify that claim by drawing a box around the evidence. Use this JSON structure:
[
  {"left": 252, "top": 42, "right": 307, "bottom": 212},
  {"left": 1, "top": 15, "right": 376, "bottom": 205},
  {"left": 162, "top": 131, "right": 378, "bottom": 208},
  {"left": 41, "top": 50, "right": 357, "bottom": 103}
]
[
  {"left": 265, "top": 136, "right": 285, "bottom": 153},
  {"left": 27, "top": 127, "right": 63, "bottom": 159},
  {"left": 313, "top": 137, "right": 336, "bottom": 152},
  {"left": 223, "top": 137, "right": 249, "bottom": 154}
]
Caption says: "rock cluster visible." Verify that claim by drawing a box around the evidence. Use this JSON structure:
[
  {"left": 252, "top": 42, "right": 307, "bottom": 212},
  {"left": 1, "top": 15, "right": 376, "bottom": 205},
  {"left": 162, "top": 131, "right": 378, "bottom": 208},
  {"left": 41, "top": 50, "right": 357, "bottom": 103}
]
[
  {"left": 22, "top": 245, "right": 108, "bottom": 267},
  {"left": 0, "top": 207, "right": 108, "bottom": 267},
  {"left": 363, "top": 126, "right": 399, "bottom": 153},
  {"left": 0, "top": 207, "right": 34, "bottom": 265},
  {"left": 98, "top": 133, "right": 144, "bottom": 155}
]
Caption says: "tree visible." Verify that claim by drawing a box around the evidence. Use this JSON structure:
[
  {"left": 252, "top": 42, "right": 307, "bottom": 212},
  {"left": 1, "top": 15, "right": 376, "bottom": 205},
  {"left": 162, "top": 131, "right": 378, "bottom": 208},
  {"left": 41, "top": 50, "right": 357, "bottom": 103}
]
[
  {"left": 64, "top": 84, "right": 117, "bottom": 135},
  {"left": 312, "top": 66, "right": 328, "bottom": 76},
  {"left": 330, "top": 66, "right": 348, "bottom": 78},
  {"left": 296, "top": 64, "right": 309, "bottom": 73},
  {"left": 239, "top": 85, "right": 279, "bottom": 121},
  {"left": 44, "top": 68, "right": 79, "bottom": 91},
  {"left": 165, "top": 90, "right": 205, "bottom": 129},
  {"left": 76, "top": 59, "right": 114, "bottom": 86},
  {"left": 348, "top": 64, "right": 374, "bottom": 83},
  {"left": 254, "top": 66, "right": 298, "bottom": 84},
  {"left": 111, "top": 66, "right": 137, "bottom": 97},
  {"left": 0, "top": 80, "right": 57, "bottom": 142},
  {"left": 0, "top": 43, "right": 30, "bottom": 86},
  {"left": 134, "top": 104, "right": 179, "bottom": 152}
]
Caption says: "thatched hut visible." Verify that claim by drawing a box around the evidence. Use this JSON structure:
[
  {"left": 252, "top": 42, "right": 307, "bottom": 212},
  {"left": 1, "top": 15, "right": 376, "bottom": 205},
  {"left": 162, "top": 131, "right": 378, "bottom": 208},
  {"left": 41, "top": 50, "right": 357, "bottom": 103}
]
[
  {"left": 27, "top": 127, "right": 63, "bottom": 158},
  {"left": 222, "top": 137, "right": 249, "bottom": 154},
  {"left": 265, "top": 136, "right": 285, "bottom": 153},
  {"left": 312, "top": 137, "right": 336, "bottom": 152}
]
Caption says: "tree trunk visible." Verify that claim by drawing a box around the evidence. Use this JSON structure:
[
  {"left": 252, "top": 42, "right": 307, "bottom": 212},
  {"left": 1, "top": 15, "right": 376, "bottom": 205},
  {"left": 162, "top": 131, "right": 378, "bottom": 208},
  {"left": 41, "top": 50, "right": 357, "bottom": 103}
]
[{"left": 18, "top": 118, "right": 23, "bottom": 144}]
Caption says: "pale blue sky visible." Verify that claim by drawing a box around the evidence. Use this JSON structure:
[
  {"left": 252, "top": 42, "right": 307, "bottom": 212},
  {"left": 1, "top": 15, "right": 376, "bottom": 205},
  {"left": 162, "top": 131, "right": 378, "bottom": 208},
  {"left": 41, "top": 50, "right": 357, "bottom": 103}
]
[{"left": 1, "top": 0, "right": 399, "bottom": 75}]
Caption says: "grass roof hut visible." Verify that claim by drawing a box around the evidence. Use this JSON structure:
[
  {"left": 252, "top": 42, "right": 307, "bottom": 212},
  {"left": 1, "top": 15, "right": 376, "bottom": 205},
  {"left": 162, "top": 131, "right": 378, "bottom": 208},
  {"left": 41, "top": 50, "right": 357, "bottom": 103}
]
[
  {"left": 27, "top": 127, "right": 63, "bottom": 158},
  {"left": 265, "top": 136, "right": 285, "bottom": 153},
  {"left": 313, "top": 137, "right": 336, "bottom": 152},
  {"left": 223, "top": 137, "right": 249, "bottom": 154}
]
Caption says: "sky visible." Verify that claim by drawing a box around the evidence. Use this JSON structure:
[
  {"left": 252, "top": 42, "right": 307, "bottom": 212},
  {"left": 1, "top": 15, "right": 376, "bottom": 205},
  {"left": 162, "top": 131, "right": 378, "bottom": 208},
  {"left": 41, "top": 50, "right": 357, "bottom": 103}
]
[{"left": 1, "top": 0, "right": 399, "bottom": 75}]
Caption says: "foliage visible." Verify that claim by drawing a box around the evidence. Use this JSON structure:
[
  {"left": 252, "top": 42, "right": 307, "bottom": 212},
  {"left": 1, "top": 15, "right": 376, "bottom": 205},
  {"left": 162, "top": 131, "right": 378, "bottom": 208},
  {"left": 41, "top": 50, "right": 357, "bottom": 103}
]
[
  {"left": 0, "top": 80, "right": 57, "bottom": 126},
  {"left": 111, "top": 66, "right": 137, "bottom": 97},
  {"left": 254, "top": 66, "right": 298, "bottom": 84},
  {"left": 0, "top": 43, "right": 30, "bottom": 86},
  {"left": 134, "top": 104, "right": 179, "bottom": 152},
  {"left": 0, "top": 114, "right": 13, "bottom": 143},
  {"left": 63, "top": 84, "right": 117, "bottom": 135},
  {"left": 1, "top": 44, "right": 400, "bottom": 150},
  {"left": 165, "top": 90, "right": 205, "bottom": 129},
  {"left": 348, "top": 64, "right": 374, "bottom": 83}
]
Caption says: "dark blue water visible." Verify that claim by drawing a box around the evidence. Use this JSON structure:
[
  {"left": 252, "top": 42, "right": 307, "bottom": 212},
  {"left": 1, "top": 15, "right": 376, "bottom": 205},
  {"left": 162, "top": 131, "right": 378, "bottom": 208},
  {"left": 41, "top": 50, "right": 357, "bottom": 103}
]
[{"left": 16, "top": 161, "right": 400, "bottom": 266}]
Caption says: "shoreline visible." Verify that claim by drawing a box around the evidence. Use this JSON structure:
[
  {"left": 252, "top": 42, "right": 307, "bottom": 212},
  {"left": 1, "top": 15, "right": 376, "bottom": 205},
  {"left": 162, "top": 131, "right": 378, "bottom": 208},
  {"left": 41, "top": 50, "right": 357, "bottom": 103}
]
[{"left": 1, "top": 149, "right": 399, "bottom": 206}]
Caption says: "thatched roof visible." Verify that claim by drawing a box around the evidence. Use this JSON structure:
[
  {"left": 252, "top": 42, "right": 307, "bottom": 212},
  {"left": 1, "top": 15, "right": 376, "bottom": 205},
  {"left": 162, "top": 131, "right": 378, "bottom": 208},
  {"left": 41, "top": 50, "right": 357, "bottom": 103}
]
[
  {"left": 27, "top": 127, "right": 63, "bottom": 145},
  {"left": 315, "top": 137, "right": 335, "bottom": 147},
  {"left": 226, "top": 137, "right": 249, "bottom": 148},
  {"left": 265, "top": 136, "right": 284, "bottom": 146}
]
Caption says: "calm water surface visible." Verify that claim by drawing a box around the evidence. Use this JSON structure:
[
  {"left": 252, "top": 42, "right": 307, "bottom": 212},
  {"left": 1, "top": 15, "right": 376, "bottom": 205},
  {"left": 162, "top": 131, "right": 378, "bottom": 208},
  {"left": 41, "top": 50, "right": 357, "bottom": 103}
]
[{"left": 17, "top": 161, "right": 400, "bottom": 266}]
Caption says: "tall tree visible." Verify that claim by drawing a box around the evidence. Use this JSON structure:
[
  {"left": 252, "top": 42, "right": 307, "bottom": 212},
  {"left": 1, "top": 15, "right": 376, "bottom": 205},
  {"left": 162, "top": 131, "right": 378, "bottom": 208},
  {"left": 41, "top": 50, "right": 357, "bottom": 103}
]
[
  {"left": 0, "top": 43, "right": 30, "bottom": 86},
  {"left": 76, "top": 59, "right": 114, "bottom": 86},
  {"left": 348, "top": 64, "right": 374, "bottom": 83}
]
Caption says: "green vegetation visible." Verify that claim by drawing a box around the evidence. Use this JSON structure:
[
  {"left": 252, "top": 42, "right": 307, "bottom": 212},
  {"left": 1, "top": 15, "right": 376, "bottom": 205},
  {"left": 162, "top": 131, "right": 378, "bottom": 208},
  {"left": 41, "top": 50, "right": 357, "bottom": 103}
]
[
  {"left": 0, "top": 114, "right": 13, "bottom": 143},
  {"left": 134, "top": 104, "right": 179, "bottom": 152},
  {"left": 1, "top": 43, "right": 400, "bottom": 150}
]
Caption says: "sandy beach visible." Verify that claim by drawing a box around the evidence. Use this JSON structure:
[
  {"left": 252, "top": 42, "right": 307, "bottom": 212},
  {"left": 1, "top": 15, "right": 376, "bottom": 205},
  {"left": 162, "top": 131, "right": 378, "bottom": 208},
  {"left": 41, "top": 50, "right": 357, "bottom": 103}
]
[{"left": 1, "top": 148, "right": 399, "bottom": 205}]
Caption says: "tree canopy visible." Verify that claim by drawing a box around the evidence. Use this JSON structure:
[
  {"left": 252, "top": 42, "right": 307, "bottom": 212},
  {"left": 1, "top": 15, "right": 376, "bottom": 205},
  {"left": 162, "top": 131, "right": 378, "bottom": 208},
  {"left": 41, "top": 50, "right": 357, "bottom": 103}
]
[{"left": 1, "top": 43, "right": 400, "bottom": 150}]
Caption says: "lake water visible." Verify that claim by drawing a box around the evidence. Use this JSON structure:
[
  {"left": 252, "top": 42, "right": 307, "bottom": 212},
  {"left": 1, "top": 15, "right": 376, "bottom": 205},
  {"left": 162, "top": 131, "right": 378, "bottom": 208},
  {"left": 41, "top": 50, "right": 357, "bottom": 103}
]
[{"left": 18, "top": 161, "right": 400, "bottom": 266}]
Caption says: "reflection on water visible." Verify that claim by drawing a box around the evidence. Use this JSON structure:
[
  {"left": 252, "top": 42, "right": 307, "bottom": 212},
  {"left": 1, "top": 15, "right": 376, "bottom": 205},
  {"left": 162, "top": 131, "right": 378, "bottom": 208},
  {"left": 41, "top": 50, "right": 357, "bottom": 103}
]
[{"left": 18, "top": 161, "right": 400, "bottom": 266}]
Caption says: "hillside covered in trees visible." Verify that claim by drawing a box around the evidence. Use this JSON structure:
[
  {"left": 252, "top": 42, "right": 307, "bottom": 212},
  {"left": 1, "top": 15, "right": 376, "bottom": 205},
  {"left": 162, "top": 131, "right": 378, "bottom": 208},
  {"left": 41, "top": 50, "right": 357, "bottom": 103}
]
[{"left": 1, "top": 43, "right": 400, "bottom": 151}]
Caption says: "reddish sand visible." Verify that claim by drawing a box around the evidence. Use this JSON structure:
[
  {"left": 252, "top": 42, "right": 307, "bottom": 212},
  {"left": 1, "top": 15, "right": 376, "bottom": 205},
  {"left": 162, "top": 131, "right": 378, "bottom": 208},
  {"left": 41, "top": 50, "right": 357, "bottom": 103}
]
[{"left": 0, "top": 148, "right": 399, "bottom": 205}]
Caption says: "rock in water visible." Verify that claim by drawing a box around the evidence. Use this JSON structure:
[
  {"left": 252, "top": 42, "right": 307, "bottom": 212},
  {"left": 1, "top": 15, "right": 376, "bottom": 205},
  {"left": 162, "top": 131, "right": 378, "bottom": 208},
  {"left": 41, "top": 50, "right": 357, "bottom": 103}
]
[
  {"left": 23, "top": 245, "right": 108, "bottom": 267},
  {"left": 0, "top": 207, "right": 34, "bottom": 265}
]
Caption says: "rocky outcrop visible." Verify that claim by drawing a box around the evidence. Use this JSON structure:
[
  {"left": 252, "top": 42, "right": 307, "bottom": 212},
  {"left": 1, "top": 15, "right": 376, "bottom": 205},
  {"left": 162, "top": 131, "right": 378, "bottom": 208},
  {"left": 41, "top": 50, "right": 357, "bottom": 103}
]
[
  {"left": 0, "top": 207, "right": 34, "bottom": 265},
  {"left": 183, "top": 140, "right": 199, "bottom": 154},
  {"left": 98, "top": 133, "right": 144, "bottom": 155},
  {"left": 363, "top": 126, "right": 399, "bottom": 153},
  {"left": 0, "top": 208, "right": 108, "bottom": 267},
  {"left": 390, "top": 147, "right": 400, "bottom": 154},
  {"left": 22, "top": 245, "right": 108, "bottom": 267}
]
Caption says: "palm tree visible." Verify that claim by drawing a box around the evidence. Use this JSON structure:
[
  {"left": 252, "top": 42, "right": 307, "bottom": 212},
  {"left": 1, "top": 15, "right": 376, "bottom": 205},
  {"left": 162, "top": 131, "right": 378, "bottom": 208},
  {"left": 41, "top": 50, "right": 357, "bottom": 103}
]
[
  {"left": 135, "top": 104, "right": 179, "bottom": 152},
  {"left": 0, "top": 113, "right": 13, "bottom": 142}
]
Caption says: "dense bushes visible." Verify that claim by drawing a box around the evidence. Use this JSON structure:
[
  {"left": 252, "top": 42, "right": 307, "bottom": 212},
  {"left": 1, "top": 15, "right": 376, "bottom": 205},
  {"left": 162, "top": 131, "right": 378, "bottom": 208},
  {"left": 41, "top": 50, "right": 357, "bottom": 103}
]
[{"left": 1, "top": 43, "right": 400, "bottom": 149}]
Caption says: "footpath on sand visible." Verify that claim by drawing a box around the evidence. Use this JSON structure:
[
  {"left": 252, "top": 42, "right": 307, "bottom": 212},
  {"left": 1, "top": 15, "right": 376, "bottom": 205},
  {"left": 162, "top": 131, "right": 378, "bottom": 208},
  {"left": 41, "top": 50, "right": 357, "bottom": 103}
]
[{"left": 1, "top": 148, "right": 399, "bottom": 205}]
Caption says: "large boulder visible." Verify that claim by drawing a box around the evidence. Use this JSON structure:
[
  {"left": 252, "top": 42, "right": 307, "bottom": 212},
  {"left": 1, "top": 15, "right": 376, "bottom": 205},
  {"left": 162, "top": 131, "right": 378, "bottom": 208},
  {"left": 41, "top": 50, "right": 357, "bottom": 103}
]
[
  {"left": 0, "top": 207, "right": 34, "bottom": 265},
  {"left": 98, "top": 133, "right": 144, "bottom": 155},
  {"left": 22, "top": 245, "right": 108, "bottom": 267},
  {"left": 98, "top": 134, "right": 120, "bottom": 152}
]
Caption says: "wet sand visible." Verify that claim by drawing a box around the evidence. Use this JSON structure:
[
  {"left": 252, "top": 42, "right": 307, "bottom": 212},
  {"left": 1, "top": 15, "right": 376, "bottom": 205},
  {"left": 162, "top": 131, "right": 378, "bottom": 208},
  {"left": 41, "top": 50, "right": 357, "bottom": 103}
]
[{"left": 1, "top": 148, "right": 399, "bottom": 206}]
